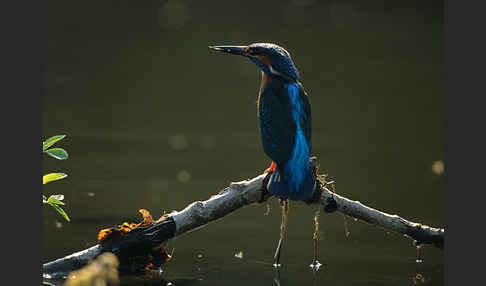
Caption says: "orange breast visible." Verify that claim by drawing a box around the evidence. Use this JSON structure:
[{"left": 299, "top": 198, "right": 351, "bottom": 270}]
[
  {"left": 254, "top": 55, "right": 272, "bottom": 67},
  {"left": 257, "top": 71, "right": 272, "bottom": 110}
]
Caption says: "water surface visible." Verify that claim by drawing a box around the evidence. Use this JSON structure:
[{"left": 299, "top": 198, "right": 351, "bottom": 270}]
[{"left": 43, "top": 0, "right": 444, "bottom": 285}]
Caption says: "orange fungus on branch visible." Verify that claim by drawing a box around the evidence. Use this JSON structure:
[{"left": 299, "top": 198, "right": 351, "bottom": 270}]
[
  {"left": 139, "top": 208, "right": 155, "bottom": 226},
  {"left": 97, "top": 209, "right": 156, "bottom": 242},
  {"left": 97, "top": 228, "right": 114, "bottom": 242}
]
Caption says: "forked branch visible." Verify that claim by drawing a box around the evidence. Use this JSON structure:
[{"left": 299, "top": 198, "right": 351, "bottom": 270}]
[{"left": 43, "top": 159, "right": 444, "bottom": 278}]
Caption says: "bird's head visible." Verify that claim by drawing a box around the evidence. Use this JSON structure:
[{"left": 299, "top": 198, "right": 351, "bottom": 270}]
[{"left": 209, "top": 43, "right": 300, "bottom": 82}]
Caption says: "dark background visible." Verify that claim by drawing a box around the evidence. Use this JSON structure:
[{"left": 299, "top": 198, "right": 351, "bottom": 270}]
[{"left": 43, "top": 0, "right": 443, "bottom": 285}]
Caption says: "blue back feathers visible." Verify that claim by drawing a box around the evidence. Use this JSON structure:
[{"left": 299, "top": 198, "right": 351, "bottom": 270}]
[
  {"left": 256, "top": 77, "right": 315, "bottom": 200},
  {"left": 264, "top": 82, "right": 315, "bottom": 201},
  {"left": 284, "top": 83, "right": 310, "bottom": 192}
]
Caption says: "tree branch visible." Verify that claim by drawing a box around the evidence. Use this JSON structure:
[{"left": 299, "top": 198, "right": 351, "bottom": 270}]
[{"left": 43, "top": 164, "right": 444, "bottom": 278}]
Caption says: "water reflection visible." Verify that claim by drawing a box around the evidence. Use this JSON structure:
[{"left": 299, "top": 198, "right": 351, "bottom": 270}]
[
  {"left": 413, "top": 273, "right": 426, "bottom": 285},
  {"left": 273, "top": 268, "right": 282, "bottom": 286}
]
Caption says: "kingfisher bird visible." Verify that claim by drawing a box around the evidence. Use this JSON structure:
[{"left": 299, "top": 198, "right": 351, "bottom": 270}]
[{"left": 209, "top": 43, "right": 318, "bottom": 268}]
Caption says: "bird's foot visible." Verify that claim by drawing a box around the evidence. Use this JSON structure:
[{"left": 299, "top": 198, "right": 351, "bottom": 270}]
[{"left": 264, "top": 161, "right": 277, "bottom": 173}]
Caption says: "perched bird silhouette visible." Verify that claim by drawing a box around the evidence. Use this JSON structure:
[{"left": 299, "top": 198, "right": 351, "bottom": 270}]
[{"left": 209, "top": 43, "right": 318, "bottom": 267}]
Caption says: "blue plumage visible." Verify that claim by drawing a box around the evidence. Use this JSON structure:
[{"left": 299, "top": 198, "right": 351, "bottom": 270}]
[
  {"left": 210, "top": 43, "right": 316, "bottom": 201},
  {"left": 261, "top": 81, "right": 315, "bottom": 200},
  {"left": 286, "top": 82, "right": 309, "bottom": 190},
  {"left": 282, "top": 83, "right": 312, "bottom": 196}
]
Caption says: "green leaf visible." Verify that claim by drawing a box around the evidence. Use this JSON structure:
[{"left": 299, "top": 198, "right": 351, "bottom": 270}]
[
  {"left": 43, "top": 195, "right": 47, "bottom": 203},
  {"left": 47, "top": 195, "right": 65, "bottom": 205},
  {"left": 43, "top": 173, "right": 67, "bottom": 184},
  {"left": 50, "top": 194, "right": 64, "bottom": 201},
  {"left": 50, "top": 203, "right": 70, "bottom": 222},
  {"left": 45, "top": 148, "right": 68, "bottom": 160},
  {"left": 43, "top": 135, "right": 66, "bottom": 151}
]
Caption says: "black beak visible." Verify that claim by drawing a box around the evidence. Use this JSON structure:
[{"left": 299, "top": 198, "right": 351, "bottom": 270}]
[{"left": 209, "top": 45, "right": 250, "bottom": 57}]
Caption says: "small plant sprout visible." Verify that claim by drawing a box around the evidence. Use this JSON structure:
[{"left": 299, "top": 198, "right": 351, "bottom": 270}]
[
  {"left": 43, "top": 135, "right": 68, "bottom": 160},
  {"left": 43, "top": 135, "right": 70, "bottom": 222}
]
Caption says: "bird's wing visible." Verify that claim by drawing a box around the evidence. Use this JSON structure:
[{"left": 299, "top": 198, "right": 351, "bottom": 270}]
[
  {"left": 258, "top": 83, "right": 297, "bottom": 166},
  {"left": 298, "top": 83, "right": 312, "bottom": 151}
]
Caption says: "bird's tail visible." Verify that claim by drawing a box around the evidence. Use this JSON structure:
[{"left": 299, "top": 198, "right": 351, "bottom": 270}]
[{"left": 266, "top": 165, "right": 316, "bottom": 201}]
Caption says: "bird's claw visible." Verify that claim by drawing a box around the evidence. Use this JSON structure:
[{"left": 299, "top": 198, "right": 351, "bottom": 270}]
[{"left": 264, "top": 161, "right": 277, "bottom": 173}]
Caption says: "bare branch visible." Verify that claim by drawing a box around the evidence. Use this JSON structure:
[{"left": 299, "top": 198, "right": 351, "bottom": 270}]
[{"left": 43, "top": 170, "right": 444, "bottom": 278}]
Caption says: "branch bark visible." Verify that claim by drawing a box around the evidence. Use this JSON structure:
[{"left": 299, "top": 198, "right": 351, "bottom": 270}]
[{"left": 43, "top": 166, "right": 444, "bottom": 278}]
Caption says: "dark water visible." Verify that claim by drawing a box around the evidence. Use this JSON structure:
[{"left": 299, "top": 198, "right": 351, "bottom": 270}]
[{"left": 43, "top": 0, "right": 443, "bottom": 285}]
